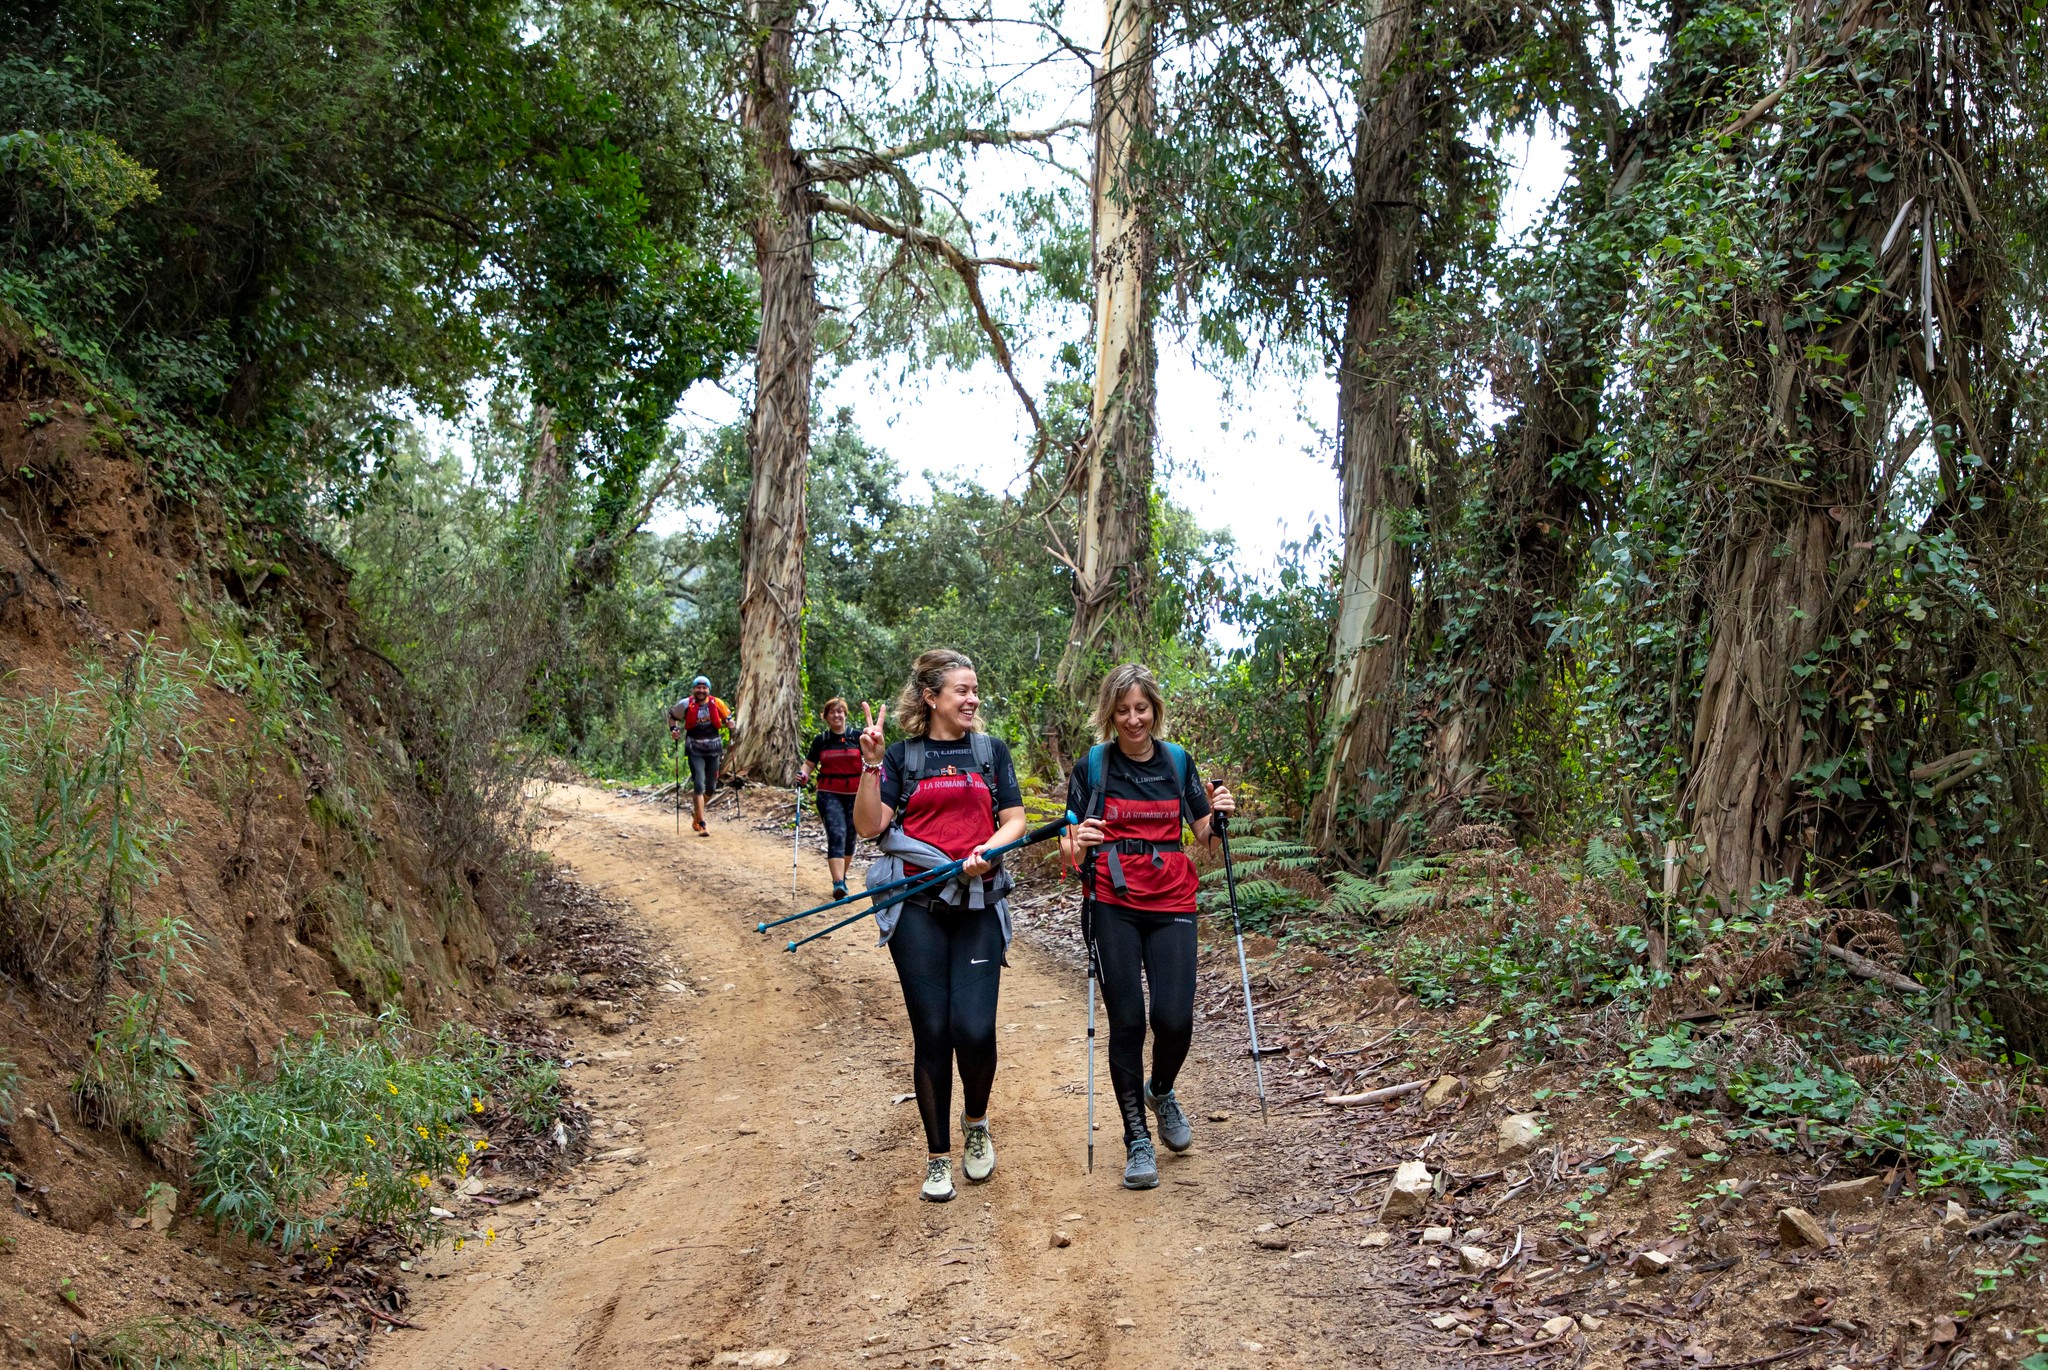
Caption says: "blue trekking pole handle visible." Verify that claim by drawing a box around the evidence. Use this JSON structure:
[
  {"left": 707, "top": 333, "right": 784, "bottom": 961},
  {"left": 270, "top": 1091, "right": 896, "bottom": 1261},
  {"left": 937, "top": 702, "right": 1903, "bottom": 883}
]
[{"left": 783, "top": 811, "right": 1074, "bottom": 951}]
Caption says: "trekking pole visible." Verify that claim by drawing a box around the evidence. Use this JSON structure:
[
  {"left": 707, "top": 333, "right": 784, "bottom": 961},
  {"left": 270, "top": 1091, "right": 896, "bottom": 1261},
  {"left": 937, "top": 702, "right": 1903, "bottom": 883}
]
[
  {"left": 790, "top": 782, "right": 803, "bottom": 907},
  {"left": 784, "top": 812, "right": 1074, "bottom": 952},
  {"left": 674, "top": 739, "right": 682, "bottom": 836},
  {"left": 1084, "top": 904, "right": 1098, "bottom": 1174},
  {"left": 1214, "top": 812, "right": 1270, "bottom": 1125},
  {"left": 784, "top": 857, "right": 980, "bottom": 950},
  {"left": 757, "top": 860, "right": 968, "bottom": 934}
]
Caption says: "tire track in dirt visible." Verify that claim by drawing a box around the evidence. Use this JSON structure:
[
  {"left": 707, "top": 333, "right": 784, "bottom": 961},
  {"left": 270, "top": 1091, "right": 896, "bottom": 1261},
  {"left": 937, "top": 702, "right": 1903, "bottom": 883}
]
[{"left": 368, "top": 783, "right": 1405, "bottom": 1369}]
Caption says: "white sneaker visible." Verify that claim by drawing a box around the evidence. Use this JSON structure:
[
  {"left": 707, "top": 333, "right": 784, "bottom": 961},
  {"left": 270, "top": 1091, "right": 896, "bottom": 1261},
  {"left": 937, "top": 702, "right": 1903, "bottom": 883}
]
[
  {"left": 921, "top": 1155, "right": 955, "bottom": 1203},
  {"left": 961, "top": 1118, "right": 995, "bottom": 1183}
]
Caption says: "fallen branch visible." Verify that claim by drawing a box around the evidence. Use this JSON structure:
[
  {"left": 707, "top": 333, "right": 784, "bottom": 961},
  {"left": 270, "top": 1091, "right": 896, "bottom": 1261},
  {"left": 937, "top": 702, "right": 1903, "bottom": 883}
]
[
  {"left": 1821, "top": 941, "right": 1923, "bottom": 995},
  {"left": 1323, "top": 1079, "right": 1427, "bottom": 1108}
]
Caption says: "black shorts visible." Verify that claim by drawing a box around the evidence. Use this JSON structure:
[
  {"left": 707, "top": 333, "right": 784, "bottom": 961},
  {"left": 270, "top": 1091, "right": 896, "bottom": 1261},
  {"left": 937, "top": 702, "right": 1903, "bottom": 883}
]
[
  {"left": 816, "top": 790, "right": 857, "bottom": 858},
  {"left": 686, "top": 745, "right": 722, "bottom": 795}
]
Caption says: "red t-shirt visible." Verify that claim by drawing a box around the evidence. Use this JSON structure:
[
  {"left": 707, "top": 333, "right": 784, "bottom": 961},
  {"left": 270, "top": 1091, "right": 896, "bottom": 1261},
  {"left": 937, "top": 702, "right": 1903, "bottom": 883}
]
[{"left": 877, "top": 736, "right": 1024, "bottom": 872}]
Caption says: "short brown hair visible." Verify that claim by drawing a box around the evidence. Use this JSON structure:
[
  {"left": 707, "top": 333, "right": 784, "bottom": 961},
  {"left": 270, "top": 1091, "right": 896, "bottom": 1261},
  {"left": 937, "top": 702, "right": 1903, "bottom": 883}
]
[
  {"left": 894, "top": 648, "right": 979, "bottom": 737},
  {"left": 822, "top": 696, "right": 849, "bottom": 718},
  {"left": 1092, "top": 663, "right": 1168, "bottom": 743}
]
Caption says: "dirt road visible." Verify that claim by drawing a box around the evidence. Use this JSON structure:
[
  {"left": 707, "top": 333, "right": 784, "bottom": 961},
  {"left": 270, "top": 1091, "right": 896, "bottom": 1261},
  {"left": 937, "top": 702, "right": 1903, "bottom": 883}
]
[{"left": 371, "top": 783, "right": 1419, "bottom": 1369}]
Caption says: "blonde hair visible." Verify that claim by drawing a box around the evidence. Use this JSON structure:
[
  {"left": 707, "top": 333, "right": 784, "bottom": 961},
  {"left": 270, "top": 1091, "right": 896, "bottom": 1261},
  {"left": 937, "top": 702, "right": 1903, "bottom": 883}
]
[
  {"left": 1093, "top": 663, "right": 1168, "bottom": 743},
  {"left": 894, "top": 648, "right": 981, "bottom": 737}
]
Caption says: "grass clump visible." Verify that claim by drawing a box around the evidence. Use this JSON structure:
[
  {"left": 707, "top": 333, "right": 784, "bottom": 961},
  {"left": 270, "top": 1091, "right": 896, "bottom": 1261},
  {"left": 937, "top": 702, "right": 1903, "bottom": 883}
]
[
  {"left": 72, "top": 1315, "right": 295, "bottom": 1370},
  {"left": 193, "top": 1010, "right": 560, "bottom": 1252}
]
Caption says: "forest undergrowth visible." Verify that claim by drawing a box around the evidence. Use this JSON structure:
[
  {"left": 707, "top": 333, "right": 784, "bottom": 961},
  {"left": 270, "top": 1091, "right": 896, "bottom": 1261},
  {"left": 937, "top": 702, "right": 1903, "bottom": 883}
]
[{"left": 1179, "top": 819, "right": 2048, "bottom": 1359}]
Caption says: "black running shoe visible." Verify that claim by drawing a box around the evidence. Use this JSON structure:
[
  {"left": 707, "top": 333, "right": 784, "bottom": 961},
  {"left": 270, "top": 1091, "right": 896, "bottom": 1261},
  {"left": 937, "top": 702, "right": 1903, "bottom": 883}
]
[
  {"left": 833, "top": 883, "right": 848, "bottom": 900},
  {"left": 1122, "top": 1136, "right": 1159, "bottom": 1190},
  {"left": 1146, "top": 1082, "right": 1193, "bottom": 1153}
]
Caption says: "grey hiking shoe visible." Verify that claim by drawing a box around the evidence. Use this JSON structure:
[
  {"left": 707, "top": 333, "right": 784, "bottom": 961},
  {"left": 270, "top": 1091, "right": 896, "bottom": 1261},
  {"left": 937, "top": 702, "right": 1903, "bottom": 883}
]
[
  {"left": 1146, "top": 1081, "right": 1193, "bottom": 1153},
  {"left": 921, "top": 1155, "right": 956, "bottom": 1203},
  {"left": 1122, "top": 1136, "right": 1159, "bottom": 1190},
  {"left": 961, "top": 1117, "right": 995, "bottom": 1183}
]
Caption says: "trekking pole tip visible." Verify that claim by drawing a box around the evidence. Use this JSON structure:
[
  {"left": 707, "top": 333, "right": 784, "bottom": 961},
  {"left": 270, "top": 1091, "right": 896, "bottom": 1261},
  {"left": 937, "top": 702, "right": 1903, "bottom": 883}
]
[
  {"left": 785, "top": 940, "right": 797, "bottom": 952},
  {"left": 755, "top": 922, "right": 767, "bottom": 934}
]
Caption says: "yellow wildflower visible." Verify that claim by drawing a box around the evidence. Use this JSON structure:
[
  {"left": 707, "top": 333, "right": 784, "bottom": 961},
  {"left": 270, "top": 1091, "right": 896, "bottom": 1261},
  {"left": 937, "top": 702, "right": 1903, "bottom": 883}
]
[
  {"left": 413, "top": 1173, "right": 430, "bottom": 1190},
  {"left": 471, "top": 1098, "right": 485, "bottom": 1114}
]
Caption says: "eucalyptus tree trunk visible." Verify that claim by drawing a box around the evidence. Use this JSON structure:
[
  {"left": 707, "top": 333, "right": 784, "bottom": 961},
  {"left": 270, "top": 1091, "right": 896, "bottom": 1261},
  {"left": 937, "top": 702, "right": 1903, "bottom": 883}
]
[
  {"left": 1677, "top": 0, "right": 1922, "bottom": 903},
  {"left": 1304, "top": 29, "right": 1428, "bottom": 861},
  {"left": 729, "top": 0, "right": 813, "bottom": 784},
  {"left": 1056, "top": 0, "right": 1156, "bottom": 708},
  {"left": 1684, "top": 493, "right": 1849, "bottom": 897}
]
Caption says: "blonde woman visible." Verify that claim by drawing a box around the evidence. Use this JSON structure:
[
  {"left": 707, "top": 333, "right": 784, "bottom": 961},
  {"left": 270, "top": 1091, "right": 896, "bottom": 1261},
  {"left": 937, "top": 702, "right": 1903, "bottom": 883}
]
[
  {"left": 1060, "top": 663, "right": 1234, "bottom": 1189},
  {"left": 854, "top": 649, "right": 1027, "bottom": 1203}
]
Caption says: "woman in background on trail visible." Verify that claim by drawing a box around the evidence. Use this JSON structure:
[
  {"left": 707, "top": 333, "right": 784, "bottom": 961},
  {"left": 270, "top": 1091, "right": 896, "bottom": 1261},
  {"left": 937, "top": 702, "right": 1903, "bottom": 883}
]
[
  {"left": 667, "top": 675, "right": 734, "bottom": 836},
  {"left": 798, "top": 696, "right": 864, "bottom": 899},
  {"left": 1060, "top": 662, "right": 1235, "bottom": 1190},
  {"left": 853, "top": 649, "right": 1027, "bottom": 1203}
]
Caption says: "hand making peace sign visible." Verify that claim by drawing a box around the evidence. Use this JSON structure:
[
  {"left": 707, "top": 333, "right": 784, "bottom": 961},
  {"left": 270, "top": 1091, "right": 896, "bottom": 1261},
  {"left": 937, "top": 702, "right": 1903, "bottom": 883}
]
[{"left": 858, "top": 700, "right": 886, "bottom": 768}]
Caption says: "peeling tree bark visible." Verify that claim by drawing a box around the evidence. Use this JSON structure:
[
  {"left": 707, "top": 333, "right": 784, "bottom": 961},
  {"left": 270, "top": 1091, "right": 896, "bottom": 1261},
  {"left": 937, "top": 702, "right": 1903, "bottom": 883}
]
[
  {"left": 729, "top": 0, "right": 812, "bottom": 784},
  {"left": 1683, "top": 500, "right": 1842, "bottom": 896},
  {"left": 1304, "top": 20, "right": 1428, "bottom": 861},
  {"left": 1058, "top": 0, "right": 1157, "bottom": 708},
  {"left": 1676, "top": 0, "right": 1926, "bottom": 905}
]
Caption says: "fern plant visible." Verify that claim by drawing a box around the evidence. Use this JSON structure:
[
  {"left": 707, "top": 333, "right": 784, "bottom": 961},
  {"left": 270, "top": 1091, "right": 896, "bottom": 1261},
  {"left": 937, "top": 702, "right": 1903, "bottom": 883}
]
[{"left": 1320, "top": 857, "right": 1447, "bottom": 922}]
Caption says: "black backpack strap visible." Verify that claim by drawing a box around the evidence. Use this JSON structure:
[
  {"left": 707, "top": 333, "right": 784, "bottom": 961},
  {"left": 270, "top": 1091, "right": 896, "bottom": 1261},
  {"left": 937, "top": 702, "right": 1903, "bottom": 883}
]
[
  {"left": 890, "top": 737, "right": 927, "bottom": 829},
  {"left": 970, "top": 730, "right": 1001, "bottom": 826}
]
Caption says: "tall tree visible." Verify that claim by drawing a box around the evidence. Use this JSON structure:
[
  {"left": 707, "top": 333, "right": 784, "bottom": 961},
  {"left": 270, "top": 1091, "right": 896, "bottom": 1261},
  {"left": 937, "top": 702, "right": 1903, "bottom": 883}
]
[
  {"left": 1056, "top": 0, "right": 1158, "bottom": 708},
  {"left": 732, "top": 0, "right": 817, "bottom": 785},
  {"left": 1411, "top": 0, "right": 1751, "bottom": 833},
  {"left": 722, "top": 2, "right": 1085, "bottom": 781},
  {"left": 1153, "top": 0, "right": 1481, "bottom": 858},
  {"left": 1639, "top": 0, "right": 1934, "bottom": 899}
]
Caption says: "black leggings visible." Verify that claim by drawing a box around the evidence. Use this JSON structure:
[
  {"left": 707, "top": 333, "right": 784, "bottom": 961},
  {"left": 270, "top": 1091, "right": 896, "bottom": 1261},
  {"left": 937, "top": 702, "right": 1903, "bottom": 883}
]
[
  {"left": 816, "top": 790, "right": 856, "bottom": 859},
  {"left": 1092, "top": 901, "right": 1197, "bottom": 1143},
  {"left": 887, "top": 898, "right": 1003, "bottom": 1154}
]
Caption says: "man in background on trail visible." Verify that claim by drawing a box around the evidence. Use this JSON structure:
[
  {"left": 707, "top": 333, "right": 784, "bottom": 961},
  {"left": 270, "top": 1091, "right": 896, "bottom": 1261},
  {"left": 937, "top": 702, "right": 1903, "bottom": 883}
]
[
  {"left": 798, "top": 696, "right": 865, "bottom": 900},
  {"left": 668, "top": 676, "right": 734, "bottom": 836}
]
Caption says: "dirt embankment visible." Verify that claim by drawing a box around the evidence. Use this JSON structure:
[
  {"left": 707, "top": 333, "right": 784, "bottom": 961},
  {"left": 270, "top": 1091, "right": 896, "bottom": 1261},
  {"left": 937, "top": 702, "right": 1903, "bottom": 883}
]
[{"left": 0, "top": 321, "right": 525, "bottom": 1359}]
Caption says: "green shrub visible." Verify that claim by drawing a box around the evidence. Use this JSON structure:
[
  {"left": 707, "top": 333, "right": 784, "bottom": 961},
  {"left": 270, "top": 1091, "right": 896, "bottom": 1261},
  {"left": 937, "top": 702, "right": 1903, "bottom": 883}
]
[
  {"left": 0, "top": 636, "right": 193, "bottom": 990},
  {"left": 73, "top": 913, "right": 197, "bottom": 1146},
  {"left": 194, "top": 1011, "right": 560, "bottom": 1251}
]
